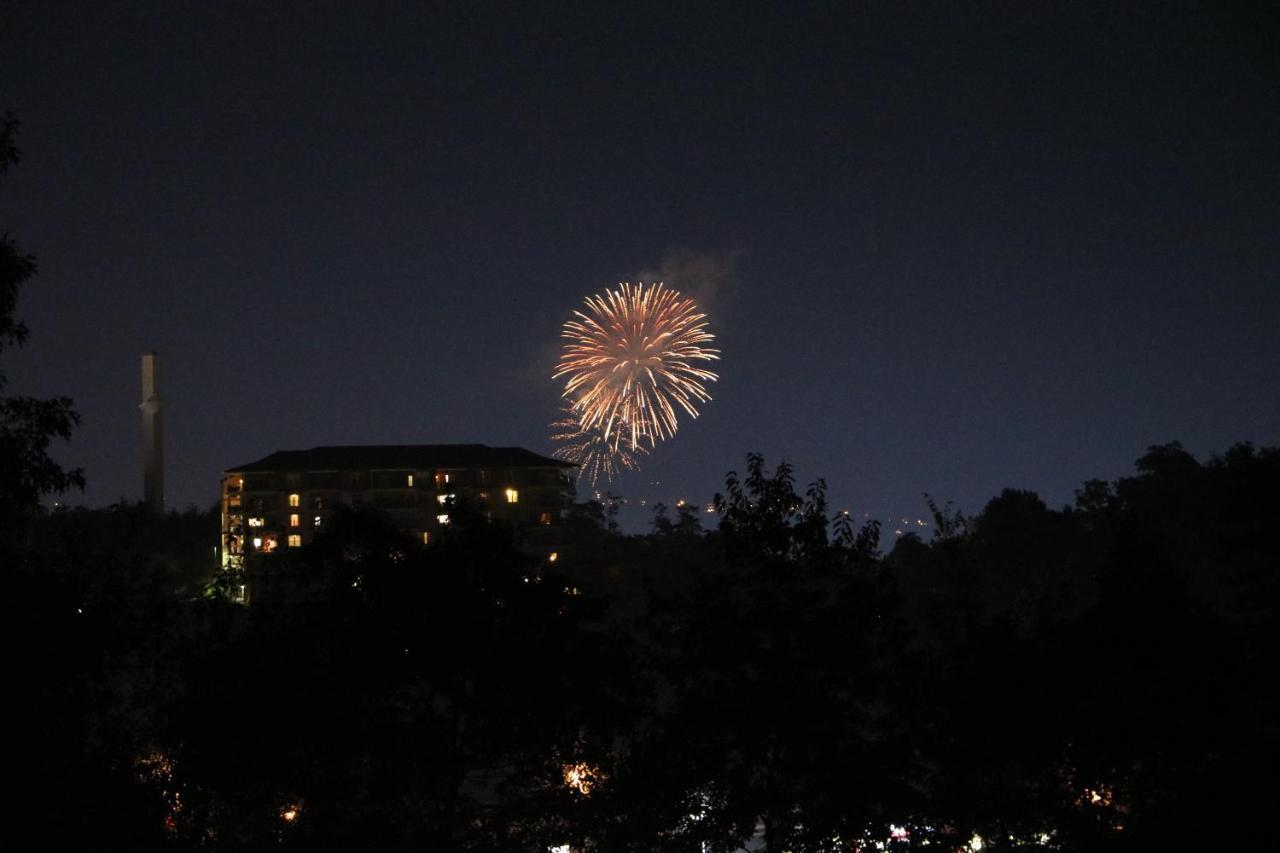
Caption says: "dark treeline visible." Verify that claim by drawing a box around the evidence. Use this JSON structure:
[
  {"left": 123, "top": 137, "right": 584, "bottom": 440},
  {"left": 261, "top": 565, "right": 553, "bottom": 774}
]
[{"left": 9, "top": 443, "right": 1279, "bottom": 851}]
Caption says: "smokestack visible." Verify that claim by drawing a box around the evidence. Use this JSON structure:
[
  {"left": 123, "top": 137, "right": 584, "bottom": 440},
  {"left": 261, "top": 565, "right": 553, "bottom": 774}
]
[{"left": 140, "top": 351, "right": 165, "bottom": 513}]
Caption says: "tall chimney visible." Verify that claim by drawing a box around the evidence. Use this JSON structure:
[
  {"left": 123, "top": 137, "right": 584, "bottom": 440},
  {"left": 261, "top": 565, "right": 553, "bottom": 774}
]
[{"left": 140, "top": 351, "right": 165, "bottom": 513}]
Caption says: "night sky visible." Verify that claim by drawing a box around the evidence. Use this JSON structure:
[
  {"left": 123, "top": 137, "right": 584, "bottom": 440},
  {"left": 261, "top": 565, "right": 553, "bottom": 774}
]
[{"left": 4, "top": 3, "right": 1277, "bottom": 530}]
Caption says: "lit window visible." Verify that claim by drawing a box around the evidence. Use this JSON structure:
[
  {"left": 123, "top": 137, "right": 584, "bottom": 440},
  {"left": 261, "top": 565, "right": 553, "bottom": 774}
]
[
  {"left": 437, "top": 493, "right": 456, "bottom": 506},
  {"left": 407, "top": 474, "right": 414, "bottom": 487},
  {"left": 261, "top": 535, "right": 278, "bottom": 553},
  {"left": 248, "top": 517, "right": 264, "bottom": 528},
  {"left": 422, "top": 531, "right": 430, "bottom": 545},
  {"left": 313, "top": 516, "right": 322, "bottom": 528},
  {"left": 436, "top": 514, "right": 450, "bottom": 525},
  {"left": 229, "top": 496, "right": 241, "bottom": 508},
  {"left": 287, "top": 534, "right": 301, "bottom": 548},
  {"left": 505, "top": 488, "right": 519, "bottom": 504},
  {"left": 435, "top": 472, "right": 451, "bottom": 487},
  {"left": 252, "top": 536, "right": 262, "bottom": 549},
  {"left": 539, "top": 512, "right": 552, "bottom": 525},
  {"left": 288, "top": 493, "right": 300, "bottom": 507},
  {"left": 290, "top": 514, "right": 300, "bottom": 527}
]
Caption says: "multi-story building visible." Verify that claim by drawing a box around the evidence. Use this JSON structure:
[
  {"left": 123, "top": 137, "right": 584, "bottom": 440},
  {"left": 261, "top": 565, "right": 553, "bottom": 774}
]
[{"left": 221, "top": 444, "right": 575, "bottom": 576}]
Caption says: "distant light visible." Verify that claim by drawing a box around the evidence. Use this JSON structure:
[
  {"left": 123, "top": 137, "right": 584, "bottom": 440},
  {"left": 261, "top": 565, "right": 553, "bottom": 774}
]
[
  {"left": 548, "top": 551, "right": 558, "bottom": 563},
  {"left": 969, "top": 834, "right": 984, "bottom": 851},
  {"left": 562, "top": 761, "right": 604, "bottom": 796}
]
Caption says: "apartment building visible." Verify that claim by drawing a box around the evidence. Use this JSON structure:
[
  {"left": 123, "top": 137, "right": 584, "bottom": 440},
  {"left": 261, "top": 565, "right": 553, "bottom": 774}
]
[{"left": 221, "top": 444, "right": 575, "bottom": 575}]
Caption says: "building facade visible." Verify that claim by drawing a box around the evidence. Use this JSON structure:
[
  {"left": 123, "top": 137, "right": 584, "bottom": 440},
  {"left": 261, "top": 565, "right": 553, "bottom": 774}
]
[{"left": 221, "top": 444, "right": 575, "bottom": 576}]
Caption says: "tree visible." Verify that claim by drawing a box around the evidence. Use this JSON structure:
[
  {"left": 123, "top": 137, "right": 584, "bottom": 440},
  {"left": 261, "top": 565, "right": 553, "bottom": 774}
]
[
  {"left": 649, "top": 501, "right": 673, "bottom": 535},
  {"left": 0, "top": 112, "right": 83, "bottom": 548}
]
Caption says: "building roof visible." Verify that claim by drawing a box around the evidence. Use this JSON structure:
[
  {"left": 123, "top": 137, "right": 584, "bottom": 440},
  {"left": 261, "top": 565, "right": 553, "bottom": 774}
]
[{"left": 227, "top": 444, "right": 575, "bottom": 473}]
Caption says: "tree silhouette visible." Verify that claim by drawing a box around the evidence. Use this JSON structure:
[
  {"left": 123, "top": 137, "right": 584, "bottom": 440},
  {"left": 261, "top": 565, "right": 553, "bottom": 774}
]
[
  {"left": 10, "top": 441, "right": 1279, "bottom": 848},
  {"left": 0, "top": 112, "right": 83, "bottom": 549}
]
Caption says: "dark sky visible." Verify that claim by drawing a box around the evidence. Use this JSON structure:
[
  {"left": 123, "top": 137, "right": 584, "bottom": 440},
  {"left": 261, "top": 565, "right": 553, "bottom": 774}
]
[{"left": 4, "top": 2, "right": 1277, "bottom": 531}]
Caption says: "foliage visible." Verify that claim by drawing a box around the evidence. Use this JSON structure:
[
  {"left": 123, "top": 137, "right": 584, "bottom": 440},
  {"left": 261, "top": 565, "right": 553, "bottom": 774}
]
[
  {"left": 7, "top": 443, "right": 1278, "bottom": 849},
  {"left": 0, "top": 111, "right": 83, "bottom": 547}
]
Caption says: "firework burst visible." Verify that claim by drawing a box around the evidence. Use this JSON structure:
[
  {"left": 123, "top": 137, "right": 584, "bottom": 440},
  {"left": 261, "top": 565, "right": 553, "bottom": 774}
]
[
  {"left": 550, "top": 407, "right": 647, "bottom": 486},
  {"left": 554, "top": 282, "right": 719, "bottom": 450}
]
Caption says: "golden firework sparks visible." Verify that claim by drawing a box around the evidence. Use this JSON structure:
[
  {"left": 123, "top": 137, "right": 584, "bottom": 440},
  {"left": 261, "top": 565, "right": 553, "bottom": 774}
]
[
  {"left": 550, "top": 406, "right": 647, "bottom": 486},
  {"left": 554, "top": 282, "right": 719, "bottom": 451}
]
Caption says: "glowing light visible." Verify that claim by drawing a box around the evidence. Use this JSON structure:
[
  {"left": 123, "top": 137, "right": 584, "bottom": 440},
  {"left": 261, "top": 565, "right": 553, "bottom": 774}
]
[
  {"left": 1078, "top": 784, "right": 1115, "bottom": 807},
  {"left": 136, "top": 751, "right": 183, "bottom": 833},
  {"left": 554, "top": 281, "right": 719, "bottom": 451},
  {"left": 562, "top": 761, "right": 604, "bottom": 796},
  {"left": 550, "top": 406, "right": 647, "bottom": 486},
  {"left": 548, "top": 551, "right": 558, "bottom": 563},
  {"left": 505, "top": 488, "right": 519, "bottom": 503},
  {"left": 969, "top": 834, "right": 984, "bottom": 851},
  {"left": 280, "top": 800, "right": 302, "bottom": 823}
]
